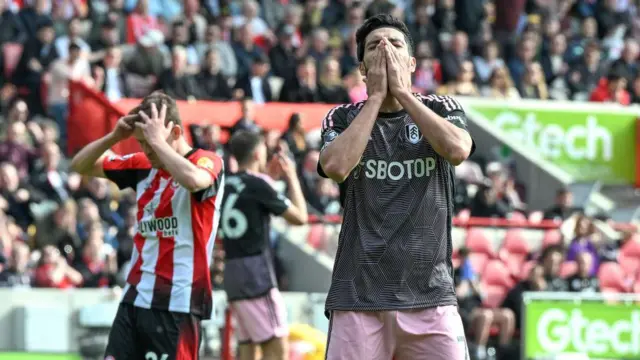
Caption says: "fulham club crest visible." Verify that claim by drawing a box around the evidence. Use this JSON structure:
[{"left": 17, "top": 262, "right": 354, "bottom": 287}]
[{"left": 405, "top": 124, "right": 422, "bottom": 144}]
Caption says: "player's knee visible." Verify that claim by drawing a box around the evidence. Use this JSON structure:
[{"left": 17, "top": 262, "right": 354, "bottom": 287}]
[{"left": 261, "top": 337, "right": 288, "bottom": 360}]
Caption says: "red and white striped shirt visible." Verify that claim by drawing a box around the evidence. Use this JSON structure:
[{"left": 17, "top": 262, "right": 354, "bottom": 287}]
[{"left": 103, "top": 148, "right": 224, "bottom": 319}]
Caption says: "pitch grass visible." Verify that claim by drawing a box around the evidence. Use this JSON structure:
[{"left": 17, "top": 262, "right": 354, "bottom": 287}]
[{"left": 0, "top": 353, "right": 82, "bottom": 360}]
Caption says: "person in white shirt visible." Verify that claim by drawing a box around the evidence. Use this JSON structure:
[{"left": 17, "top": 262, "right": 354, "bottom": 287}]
[
  {"left": 54, "top": 17, "right": 91, "bottom": 59},
  {"left": 47, "top": 42, "right": 92, "bottom": 153}
]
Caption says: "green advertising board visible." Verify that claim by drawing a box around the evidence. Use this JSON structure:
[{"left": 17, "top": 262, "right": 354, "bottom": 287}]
[
  {"left": 464, "top": 99, "right": 638, "bottom": 184},
  {"left": 524, "top": 295, "right": 640, "bottom": 359}
]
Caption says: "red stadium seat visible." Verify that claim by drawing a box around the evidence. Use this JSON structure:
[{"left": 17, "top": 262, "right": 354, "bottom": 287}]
[
  {"left": 469, "top": 253, "right": 489, "bottom": 274},
  {"left": 509, "top": 212, "right": 527, "bottom": 222},
  {"left": 466, "top": 228, "right": 494, "bottom": 256},
  {"left": 621, "top": 238, "right": 640, "bottom": 258},
  {"left": 457, "top": 209, "right": 471, "bottom": 221},
  {"left": 482, "top": 284, "right": 507, "bottom": 308},
  {"left": 559, "top": 261, "right": 578, "bottom": 277},
  {"left": 598, "top": 262, "right": 628, "bottom": 292},
  {"left": 618, "top": 254, "right": 640, "bottom": 278},
  {"left": 503, "top": 229, "right": 530, "bottom": 255},
  {"left": 542, "top": 230, "right": 562, "bottom": 248},
  {"left": 502, "top": 252, "right": 527, "bottom": 277},
  {"left": 482, "top": 260, "right": 515, "bottom": 289},
  {"left": 306, "top": 224, "right": 325, "bottom": 250}
]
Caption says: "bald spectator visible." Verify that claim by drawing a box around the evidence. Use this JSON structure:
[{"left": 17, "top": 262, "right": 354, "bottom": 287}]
[
  {"left": 233, "top": 0, "right": 270, "bottom": 37},
  {"left": 232, "top": 24, "right": 264, "bottom": 80}
]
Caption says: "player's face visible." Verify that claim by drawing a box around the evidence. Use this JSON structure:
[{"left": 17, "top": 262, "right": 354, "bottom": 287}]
[{"left": 362, "top": 27, "right": 413, "bottom": 74}]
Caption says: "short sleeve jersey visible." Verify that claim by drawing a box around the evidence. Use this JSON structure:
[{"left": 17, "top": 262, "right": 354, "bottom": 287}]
[
  {"left": 102, "top": 148, "right": 225, "bottom": 318},
  {"left": 220, "top": 171, "right": 291, "bottom": 301},
  {"left": 318, "top": 94, "right": 475, "bottom": 312}
]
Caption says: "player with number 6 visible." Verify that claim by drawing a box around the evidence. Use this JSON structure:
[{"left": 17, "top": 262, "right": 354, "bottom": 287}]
[{"left": 220, "top": 130, "right": 308, "bottom": 360}]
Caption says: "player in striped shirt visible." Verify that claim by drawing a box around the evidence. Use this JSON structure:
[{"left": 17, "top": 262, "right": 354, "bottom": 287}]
[{"left": 71, "top": 92, "right": 224, "bottom": 360}]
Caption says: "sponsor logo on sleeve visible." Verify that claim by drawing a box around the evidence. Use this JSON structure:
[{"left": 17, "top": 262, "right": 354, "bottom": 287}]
[
  {"left": 108, "top": 153, "right": 134, "bottom": 162},
  {"left": 197, "top": 157, "right": 214, "bottom": 170},
  {"left": 446, "top": 114, "right": 465, "bottom": 126}
]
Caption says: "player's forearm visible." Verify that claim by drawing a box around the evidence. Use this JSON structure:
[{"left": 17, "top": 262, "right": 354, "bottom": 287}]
[
  {"left": 286, "top": 174, "right": 308, "bottom": 224},
  {"left": 70, "top": 132, "right": 119, "bottom": 175},
  {"left": 395, "top": 91, "right": 472, "bottom": 165},
  {"left": 320, "top": 96, "right": 383, "bottom": 182},
  {"left": 149, "top": 141, "right": 211, "bottom": 192}
]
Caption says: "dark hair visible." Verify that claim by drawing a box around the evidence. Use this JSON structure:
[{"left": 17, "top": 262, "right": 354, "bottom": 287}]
[
  {"left": 556, "top": 187, "right": 571, "bottom": 196},
  {"left": 229, "top": 130, "right": 264, "bottom": 165},
  {"left": 355, "top": 14, "right": 413, "bottom": 62},
  {"left": 540, "top": 244, "right": 564, "bottom": 263},
  {"left": 288, "top": 113, "right": 301, "bottom": 130},
  {"left": 130, "top": 92, "right": 181, "bottom": 127}
]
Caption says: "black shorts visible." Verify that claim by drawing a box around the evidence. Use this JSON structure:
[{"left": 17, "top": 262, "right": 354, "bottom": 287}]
[{"left": 104, "top": 303, "right": 201, "bottom": 360}]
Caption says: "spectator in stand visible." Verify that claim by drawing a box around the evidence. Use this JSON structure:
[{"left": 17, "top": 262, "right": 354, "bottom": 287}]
[
  {"left": 47, "top": 42, "right": 92, "bottom": 150},
  {"left": 306, "top": 28, "right": 330, "bottom": 64},
  {"left": 318, "top": 57, "right": 350, "bottom": 104},
  {"left": 197, "top": 23, "right": 238, "bottom": 79},
  {"left": 125, "top": 0, "right": 161, "bottom": 44},
  {"left": 95, "top": 46, "right": 130, "bottom": 102},
  {"left": 196, "top": 49, "right": 233, "bottom": 101},
  {"left": 165, "top": 19, "right": 200, "bottom": 70},
  {"left": 230, "top": 98, "right": 261, "bottom": 136},
  {"left": 54, "top": 17, "right": 91, "bottom": 59},
  {"left": 0, "top": 241, "right": 31, "bottom": 287},
  {"left": 540, "top": 245, "right": 568, "bottom": 291},
  {"left": 567, "top": 251, "right": 600, "bottom": 293},
  {"left": 340, "top": 30, "right": 358, "bottom": 77},
  {"left": 567, "top": 17, "right": 599, "bottom": 64},
  {"left": 89, "top": 19, "right": 121, "bottom": 53},
  {"left": 439, "top": 59, "right": 479, "bottom": 96},
  {"left": 34, "top": 199, "right": 81, "bottom": 257},
  {"left": 481, "top": 66, "right": 520, "bottom": 100},
  {"left": 124, "top": 29, "right": 166, "bottom": 97},
  {"left": 502, "top": 264, "right": 546, "bottom": 332},
  {"left": 13, "top": 17, "right": 58, "bottom": 116},
  {"left": 440, "top": 31, "right": 470, "bottom": 84},
  {"left": 544, "top": 187, "right": 577, "bottom": 221},
  {"left": 508, "top": 38, "right": 537, "bottom": 90},
  {"left": 408, "top": 4, "right": 438, "bottom": 52},
  {"left": 567, "top": 41, "right": 606, "bottom": 101},
  {"left": 281, "top": 114, "right": 308, "bottom": 162},
  {"left": 233, "top": 24, "right": 264, "bottom": 80},
  {"left": 158, "top": 46, "right": 201, "bottom": 100},
  {"left": 30, "top": 142, "right": 73, "bottom": 204},
  {"left": 595, "top": 0, "right": 631, "bottom": 39},
  {"left": 0, "top": 121, "right": 39, "bottom": 180},
  {"left": 0, "top": 162, "right": 44, "bottom": 229},
  {"left": 233, "top": 0, "right": 271, "bottom": 37},
  {"left": 470, "top": 183, "right": 511, "bottom": 218},
  {"left": 566, "top": 215, "right": 600, "bottom": 276},
  {"left": 279, "top": 57, "right": 321, "bottom": 103},
  {"left": 609, "top": 38, "right": 639, "bottom": 81},
  {"left": 269, "top": 24, "right": 300, "bottom": 85},
  {"left": 18, "top": 0, "right": 52, "bottom": 39},
  {"left": 474, "top": 41, "right": 506, "bottom": 86},
  {"left": 454, "top": 247, "right": 515, "bottom": 360},
  {"left": 73, "top": 225, "right": 117, "bottom": 288},
  {"left": 632, "top": 74, "right": 640, "bottom": 104},
  {"left": 519, "top": 62, "right": 549, "bottom": 100},
  {"left": 179, "top": 0, "right": 207, "bottom": 43},
  {"left": 233, "top": 54, "right": 273, "bottom": 103},
  {"left": 34, "top": 244, "right": 82, "bottom": 288},
  {"left": 541, "top": 33, "right": 570, "bottom": 100},
  {"left": 589, "top": 70, "right": 630, "bottom": 105},
  {"left": 0, "top": 0, "right": 26, "bottom": 44}
]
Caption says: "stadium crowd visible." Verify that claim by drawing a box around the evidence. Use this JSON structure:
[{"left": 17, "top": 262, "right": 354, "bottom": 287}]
[{"left": 1, "top": 0, "right": 640, "bottom": 359}]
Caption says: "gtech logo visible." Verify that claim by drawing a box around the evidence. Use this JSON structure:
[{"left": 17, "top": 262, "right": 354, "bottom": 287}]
[{"left": 355, "top": 157, "right": 437, "bottom": 180}]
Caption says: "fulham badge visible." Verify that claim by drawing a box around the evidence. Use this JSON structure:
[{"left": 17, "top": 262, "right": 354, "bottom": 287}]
[{"left": 405, "top": 124, "right": 422, "bottom": 144}]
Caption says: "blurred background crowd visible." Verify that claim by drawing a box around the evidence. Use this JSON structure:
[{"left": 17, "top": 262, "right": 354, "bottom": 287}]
[{"left": 1, "top": 0, "right": 640, "bottom": 359}]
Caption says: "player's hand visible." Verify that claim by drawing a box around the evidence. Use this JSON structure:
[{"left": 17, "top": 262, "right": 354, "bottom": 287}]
[
  {"left": 364, "top": 42, "right": 388, "bottom": 101},
  {"left": 383, "top": 38, "right": 412, "bottom": 98},
  {"left": 135, "top": 103, "right": 172, "bottom": 145},
  {"left": 111, "top": 114, "right": 137, "bottom": 141},
  {"left": 277, "top": 152, "right": 297, "bottom": 181}
]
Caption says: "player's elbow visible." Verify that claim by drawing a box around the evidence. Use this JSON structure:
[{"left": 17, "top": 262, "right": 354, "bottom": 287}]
[
  {"left": 447, "top": 150, "right": 468, "bottom": 166},
  {"left": 283, "top": 207, "right": 308, "bottom": 225},
  {"left": 320, "top": 158, "right": 349, "bottom": 183},
  {"left": 447, "top": 137, "right": 473, "bottom": 166}
]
